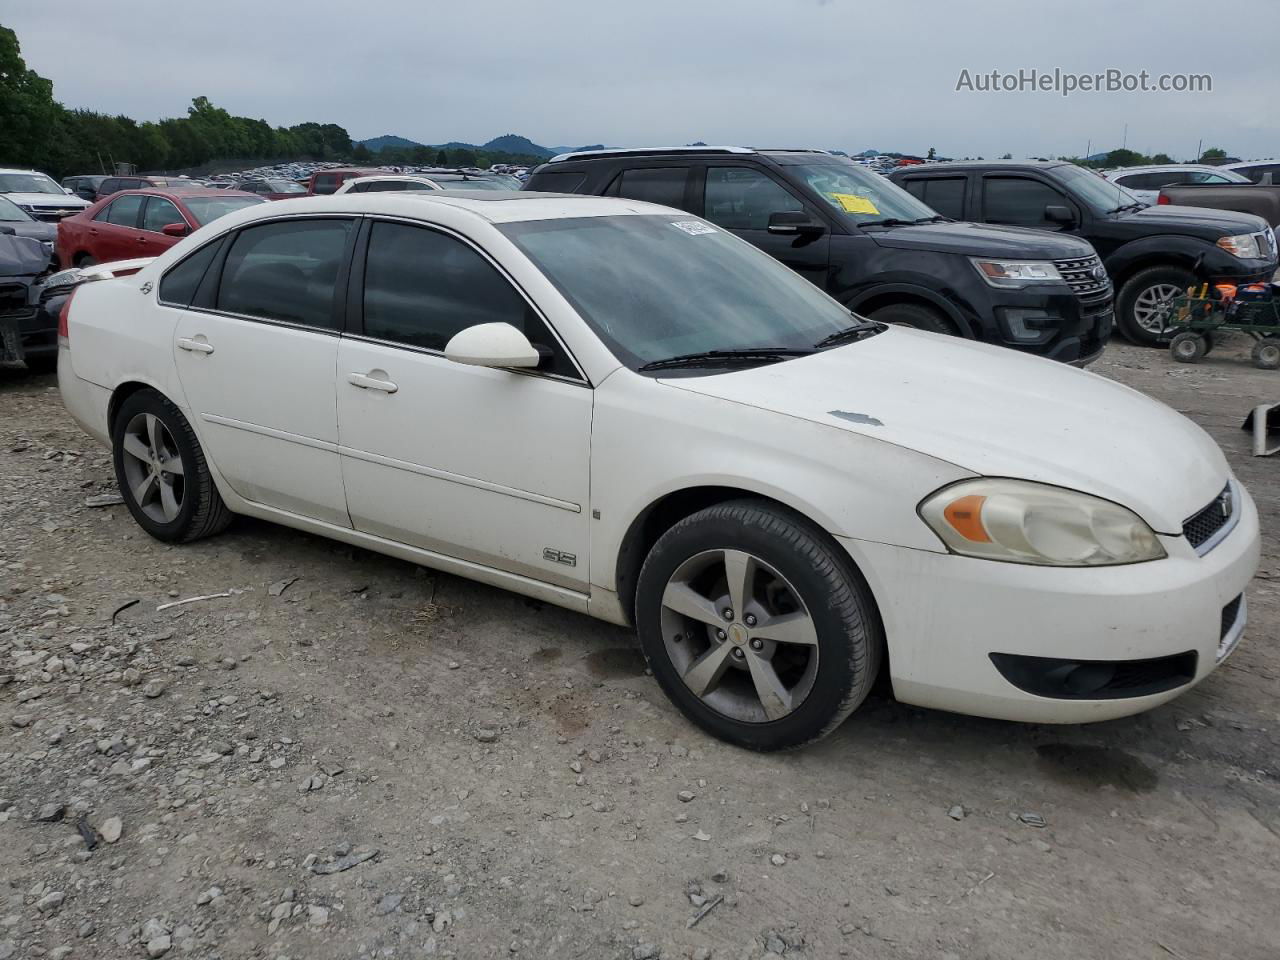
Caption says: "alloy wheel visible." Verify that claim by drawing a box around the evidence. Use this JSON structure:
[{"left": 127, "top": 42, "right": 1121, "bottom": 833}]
[
  {"left": 659, "top": 549, "right": 819, "bottom": 723},
  {"left": 119, "top": 412, "right": 186, "bottom": 523},
  {"left": 1131, "top": 283, "right": 1181, "bottom": 332}
]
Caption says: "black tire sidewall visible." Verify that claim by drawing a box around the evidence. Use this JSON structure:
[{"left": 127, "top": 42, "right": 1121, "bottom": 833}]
[
  {"left": 870, "top": 303, "right": 953, "bottom": 336},
  {"left": 111, "top": 391, "right": 204, "bottom": 542},
  {"left": 636, "top": 503, "right": 877, "bottom": 751},
  {"left": 1117, "top": 266, "right": 1194, "bottom": 346}
]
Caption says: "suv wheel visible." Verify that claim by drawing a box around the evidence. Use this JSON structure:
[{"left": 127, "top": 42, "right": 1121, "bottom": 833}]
[
  {"left": 112, "top": 389, "right": 232, "bottom": 543},
  {"left": 635, "top": 500, "right": 882, "bottom": 751},
  {"left": 870, "top": 302, "right": 954, "bottom": 335},
  {"left": 1116, "top": 265, "right": 1194, "bottom": 346}
]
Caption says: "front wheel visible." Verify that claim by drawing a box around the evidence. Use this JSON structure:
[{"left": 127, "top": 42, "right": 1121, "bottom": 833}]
[
  {"left": 870, "top": 302, "right": 955, "bottom": 336},
  {"left": 112, "top": 389, "right": 232, "bottom": 543},
  {"left": 1116, "top": 265, "right": 1195, "bottom": 346},
  {"left": 1169, "top": 331, "right": 1207, "bottom": 363},
  {"left": 635, "top": 500, "right": 883, "bottom": 751},
  {"left": 1253, "top": 336, "right": 1280, "bottom": 370}
]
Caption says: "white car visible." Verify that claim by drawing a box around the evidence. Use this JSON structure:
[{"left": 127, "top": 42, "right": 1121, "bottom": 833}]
[
  {"left": 0, "top": 167, "right": 90, "bottom": 221},
  {"left": 335, "top": 174, "right": 513, "bottom": 195},
  {"left": 56, "top": 193, "right": 1260, "bottom": 750},
  {"left": 1104, "top": 164, "right": 1251, "bottom": 205}
]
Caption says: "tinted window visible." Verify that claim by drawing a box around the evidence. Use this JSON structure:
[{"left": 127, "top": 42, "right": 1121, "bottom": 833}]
[
  {"left": 181, "top": 196, "right": 264, "bottom": 225},
  {"left": 982, "top": 177, "right": 1066, "bottom": 225},
  {"left": 98, "top": 179, "right": 121, "bottom": 197},
  {"left": 363, "top": 180, "right": 432, "bottom": 192},
  {"left": 607, "top": 167, "right": 691, "bottom": 209},
  {"left": 141, "top": 197, "right": 184, "bottom": 232},
  {"left": 1235, "top": 163, "right": 1280, "bottom": 184},
  {"left": 312, "top": 174, "right": 340, "bottom": 195},
  {"left": 362, "top": 221, "right": 574, "bottom": 377},
  {"left": 525, "top": 171, "right": 587, "bottom": 193},
  {"left": 217, "top": 218, "right": 353, "bottom": 328},
  {"left": 158, "top": 241, "right": 220, "bottom": 307},
  {"left": 916, "top": 178, "right": 966, "bottom": 218},
  {"left": 703, "top": 167, "right": 803, "bottom": 230},
  {"left": 103, "top": 194, "right": 144, "bottom": 227}
]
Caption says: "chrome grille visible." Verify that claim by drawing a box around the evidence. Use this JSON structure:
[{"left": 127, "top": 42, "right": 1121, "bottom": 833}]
[{"left": 1054, "top": 254, "right": 1112, "bottom": 301}]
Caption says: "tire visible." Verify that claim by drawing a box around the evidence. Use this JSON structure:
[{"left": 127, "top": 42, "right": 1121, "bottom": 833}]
[
  {"left": 1252, "top": 336, "right": 1280, "bottom": 370},
  {"left": 1116, "top": 265, "right": 1195, "bottom": 347},
  {"left": 635, "top": 499, "right": 883, "bottom": 751},
  {"left": 870, "top": 302, "right": 955, "bottom": 336},
  {"left": 111, "top": 389, "right": 232, "bottom": 543},
  {"left": 1169, "top": 331, "right": 1207, "bottom": 363}
]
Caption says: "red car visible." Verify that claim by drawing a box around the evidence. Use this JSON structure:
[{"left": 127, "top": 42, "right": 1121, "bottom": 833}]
[
  {"left": 56, "top": 189, "right": 264, "bottom": 267},
  {"left": 306, "top": 168, "right": 388, "bottom": 195}
]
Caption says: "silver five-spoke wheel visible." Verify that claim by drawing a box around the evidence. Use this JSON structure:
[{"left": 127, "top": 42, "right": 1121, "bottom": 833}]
[
  {"left": 660, "top": 548, "right": 819, "bottom": 723},
  {"left": 1131, "top": 282, "right": 1180, "bottom": 333},
  {"left": 119, "top": 412, "right": 186, "bottom": 523}
]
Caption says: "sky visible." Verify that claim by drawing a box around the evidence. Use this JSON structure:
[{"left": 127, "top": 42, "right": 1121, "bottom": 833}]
[{"left": 5, "top": 0, "right": 1277, "bottom": 160}]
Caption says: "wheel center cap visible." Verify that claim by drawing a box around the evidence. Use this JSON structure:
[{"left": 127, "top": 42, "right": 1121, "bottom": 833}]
[{"left": 727, "top": 623, "right": 748, "bottom": 646}]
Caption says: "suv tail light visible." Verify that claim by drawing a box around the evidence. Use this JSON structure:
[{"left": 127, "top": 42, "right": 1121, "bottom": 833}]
[{"left": 57, "top": 289, "right": 77, "bottom": 342}]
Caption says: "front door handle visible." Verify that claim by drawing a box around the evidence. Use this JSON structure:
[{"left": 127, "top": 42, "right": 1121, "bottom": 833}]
[
  {"left": 176, "top": 337, "right": 214, "bottom": 355},
  {"left": 347, "top": 371, "right": 398, "bottom": 394}
]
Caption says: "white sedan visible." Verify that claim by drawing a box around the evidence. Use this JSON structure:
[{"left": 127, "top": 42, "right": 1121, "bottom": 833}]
[{"left": 56, "top": 192, "right": 1260, "bottom": 750}]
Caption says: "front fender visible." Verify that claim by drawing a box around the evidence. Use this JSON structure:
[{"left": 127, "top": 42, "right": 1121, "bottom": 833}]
[{"left": 846, "top": 281, "right": 976, "bottom": 337}]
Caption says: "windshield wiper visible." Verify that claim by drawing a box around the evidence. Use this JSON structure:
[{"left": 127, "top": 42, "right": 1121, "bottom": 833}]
[
  {"left": 912, "top": 215, "right": 952, "bottom": 223},
  {"left": 638, "top": 348, "right": 812, "bottom": 372},
  {"left": 858, "top": 217, "right": 917, "bottom": 228},
  {"left": 814, "top": 321, "right": 886, "bottom": 349}
]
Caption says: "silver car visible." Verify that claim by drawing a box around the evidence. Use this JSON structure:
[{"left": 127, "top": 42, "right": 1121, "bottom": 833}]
[{"left": 1104, "top": 164, "right": 1251, "bottom": 205}]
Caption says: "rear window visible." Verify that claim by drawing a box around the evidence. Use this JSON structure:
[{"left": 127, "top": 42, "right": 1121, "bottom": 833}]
[
  {"left": 525, "top": 171, "right": 587, "bottom": 194},
  {"left": 181, "top": 195, "right": 265, "bottom": 225}
]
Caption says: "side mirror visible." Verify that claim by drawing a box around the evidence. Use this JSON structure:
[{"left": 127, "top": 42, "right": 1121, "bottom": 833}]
[
  {"left": 63, "top": 187, "right": 75, "bottom": 195},
  {"left": 1044, "top": 205, "right": 1075, "bottom": 225},
  {"left": 767, "top": 211, "right": 826, "bottom": 236},
  {"left": 161, "top": 222, "right": 190, "bottom": 237},
  {"left": 444, "top": 322, "right": 540, "bottom": 369}
]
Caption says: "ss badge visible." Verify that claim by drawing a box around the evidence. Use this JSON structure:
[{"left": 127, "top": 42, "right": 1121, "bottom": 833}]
[{"left": 543, "top": 548, "right": 577, "bottom": 567}]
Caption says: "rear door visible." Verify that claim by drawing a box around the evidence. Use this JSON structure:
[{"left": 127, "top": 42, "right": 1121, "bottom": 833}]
[
  {"left": 693, "top": 163, "right": 831, "bottom": 289},
  {"left": 170, "top": 216, "right": 356, "bottom": 525},
  {"left": 91, "top": 194, "right": 146, "bottom": 262}
]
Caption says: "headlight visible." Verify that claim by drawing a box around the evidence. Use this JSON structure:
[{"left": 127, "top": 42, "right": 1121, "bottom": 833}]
[
  {"left": 919, "top": 479, "right": 1166, "bottom": 566},
  {"left": 1216, "top": 233, "right": 1264, "bottom": 259},
  {"left": 970, "top": 258, "right": 1063, "bottom": 288}
]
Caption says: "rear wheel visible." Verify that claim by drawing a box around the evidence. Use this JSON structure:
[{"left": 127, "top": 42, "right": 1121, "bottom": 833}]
[
  {"left": 112, "top": 389, "right": 232, "bottom": 543},
  {"left": 870, "top": 302, "right": 955, "bottom": 336},
  {"left": 635, "top": 500, "right": 882, "bottom": 751},
  {"left": 1116, "top": 265, "right": 1194, "bottom": 346},
  {"left": 1252, "top": 336, "right": 1280, "bottom": 370},
  {"left": 1169, "top": 331, "right": 1208, "bottom": 363}
]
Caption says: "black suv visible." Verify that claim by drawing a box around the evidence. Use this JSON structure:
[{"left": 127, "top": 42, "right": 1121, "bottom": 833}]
[
  {"left": 525, "top": 148, "right": 1113, "bottom": 364},
  {"left": 889, "top": 160, "right": 1279, "bottom": 346}
]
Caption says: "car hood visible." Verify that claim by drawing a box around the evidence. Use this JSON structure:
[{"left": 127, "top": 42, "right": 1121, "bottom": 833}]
[
  {"left": 2, "top": 192, "right": 89, "bottom": 210},
  {"left": 868, "top": 220, "right": 1095, "bottom": 259},
  {"left": 0, "top": 233, "right": 52, "bottom": 277},
  {"left": 660, "top": 329, "right": 1227, "bottom": 533},
  {"left": 1120, "top": 203, "right": 1269, "bottom": 236},
  {"left": 3, "top": 221, "right": 57, "bottom": 244}
]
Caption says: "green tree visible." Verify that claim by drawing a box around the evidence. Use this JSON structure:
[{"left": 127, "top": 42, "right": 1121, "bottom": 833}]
[
  {"left": 436, "top": 149, "right": 449, "bottom": 165},
  {"left": 1104, "top": 148, "right": 1148, "bottom": 167},
  {"left": 926, "top": 146, "right": 936, "bottom": 160},
  {"left": 351, "top": 142, "right": 373, "bottom": 163},
  {"left": 999, "top": 152, "right": 1013, "bottom": 159},
  {"left": 1198, "top": 146, "right": 1227, "bottom": 164},
  {"left": 0, "top": 25, "right": 61, "bottom": 170},
  {"left": 1150, "top": 153, "right": 1173, "bottom": 164}
]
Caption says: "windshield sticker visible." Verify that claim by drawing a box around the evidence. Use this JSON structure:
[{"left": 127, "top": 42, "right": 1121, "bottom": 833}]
[
  {"left": 669, "top": 220, "right": 718, "bottom": 236},
  {"left": 830, "top": 193, "right": 880, "bottom": 215}
]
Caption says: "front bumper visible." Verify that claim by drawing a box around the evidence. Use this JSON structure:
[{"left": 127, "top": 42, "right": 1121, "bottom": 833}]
[
  {"left": 971, "top": 285, "right": 1114, "bottom": 364},
  {"left": 840, "top": 481, "right": 1261, "bottom": 723}
]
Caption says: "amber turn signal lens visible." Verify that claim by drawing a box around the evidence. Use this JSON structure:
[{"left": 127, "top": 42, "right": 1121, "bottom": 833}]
[{"left": 943, "top": 495, "right": 990, "bottom": 542}]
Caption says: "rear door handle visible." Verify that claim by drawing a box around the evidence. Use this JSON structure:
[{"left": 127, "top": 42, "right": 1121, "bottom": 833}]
[
  {"left": 176, "top": 337, "right": 214, "bottom": 355},
  {"left": 347, "top": 371, "right": 398, "bottom": 394}
]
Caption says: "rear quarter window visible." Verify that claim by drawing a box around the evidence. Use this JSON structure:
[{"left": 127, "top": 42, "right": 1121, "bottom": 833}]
[
  {"left": 524, "top": 171, "right": 587, "bottom": 194},
  {"left": 158, "top": 241, "right": 221, "bottom": 307}
]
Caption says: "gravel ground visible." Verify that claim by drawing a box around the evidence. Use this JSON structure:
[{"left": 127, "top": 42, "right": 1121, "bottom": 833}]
[{"left": 1, "top": 338, "right": 1277, "bottom": 960}]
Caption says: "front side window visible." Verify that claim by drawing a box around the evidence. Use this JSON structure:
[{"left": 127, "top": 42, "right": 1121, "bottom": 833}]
[
  {"left": 360, "top": 221, "right": 574, "bottom": 376},
  {"left": 606, "top": 167, "right": 691, "bottom": 209},
  {"left": 141, "top": 197, "right": 184, "bottom": 233},
  {"left": 703, "top": 167, "right": 804, "bottom": 230},
  {"left": 103, "top": 194, "right": 145, "bottom": 227},
  {"left": 312, "top": 174, "right": 339, "bottom": 194},
  {"left": 501, "top": 214, "right": 853, "bottom": 371},
  {"left": 982, "top": 177, "right": 1067, "bottom": 226},
  {"left": 217, "top": 218, "right": 353, "bottom": 329},
  {"left": 791, "top": 162, "right": 936, "bottom": 224}
]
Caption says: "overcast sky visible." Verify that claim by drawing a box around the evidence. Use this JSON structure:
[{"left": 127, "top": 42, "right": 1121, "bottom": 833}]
[{"left": 5, "top": 0, "right": 1276, "bottom": 160}]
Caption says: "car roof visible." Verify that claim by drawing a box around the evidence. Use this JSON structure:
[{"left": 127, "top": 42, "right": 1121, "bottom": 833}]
[
  {"left": 107, "top": 188, "right": 261, "bottom": 201},
  {"left": 890, "top": 159, "right": 1067, "bottom": 173},
  {"left": 1106, "top": 164, "right": 1230, "bottom": 175},
  {"left": 227, "top": 191, "right": 674, "bottom": 226},
  {"left": 543, "top": 146, "right": 833, "bottom": 165}
]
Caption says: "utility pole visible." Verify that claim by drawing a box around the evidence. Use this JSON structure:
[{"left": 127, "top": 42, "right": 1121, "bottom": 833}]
[
  {"left": 1122, "top": 124, "right": 1128, "bottom": 149},
  {"left": 1196, "top": 138, "right": 1202, "bottom": 163}
]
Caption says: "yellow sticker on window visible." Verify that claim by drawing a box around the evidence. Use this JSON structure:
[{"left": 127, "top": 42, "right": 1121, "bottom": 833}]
[{"left": 830, "top": 193, "right": 879, "bottom": 215}]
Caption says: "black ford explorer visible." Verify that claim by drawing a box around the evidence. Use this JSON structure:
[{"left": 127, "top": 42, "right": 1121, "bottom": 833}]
[
  {"left": 525, "top": 147, "right": 1113, "bottom": 364},
  {"left": 889, "top": 160, "right": 1278, "bottom": 346}
]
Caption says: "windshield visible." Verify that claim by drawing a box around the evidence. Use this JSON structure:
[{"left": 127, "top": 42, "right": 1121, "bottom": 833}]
[
  {"left": 266, "top": 180, "right": 306, "bottom": 193},
  {"left": 0, "top": 172, "right": 64, "bottom": 196},
  {"left": 500, "top": 214, "right": 853, "bottom": 370},
  {"left": 0, "top": 196, "right": 33, "bottom": 221},
  {"left": 1058, "top": 164, "right": 1142, "bottom": 211},
  {"left": 433, "top": 177, "right": 511, "bottom": 191},
  {"left": 790, "top": 161, "right": 938, "bottom": 224},
  {"left": 181, "top": 196, "right": 266, "bottom": 226}
]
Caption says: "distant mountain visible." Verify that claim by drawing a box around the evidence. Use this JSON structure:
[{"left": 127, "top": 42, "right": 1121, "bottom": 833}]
[
  {"left": 358, "top": 134, "right": 427, "bottom": 152},
  {"left": 358, "top": 133, "right": 606, "bottom": 159}
]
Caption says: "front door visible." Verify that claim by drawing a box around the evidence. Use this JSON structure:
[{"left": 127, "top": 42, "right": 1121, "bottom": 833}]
[
  {"left": 696, "top": 164, "right": 832, "bottom": 290},
  {"left": 336, "top": 219, "right": 592, "bottom": 589},
  {"left": 171, "top": 216, "right": 356, "bottom": 526}
]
